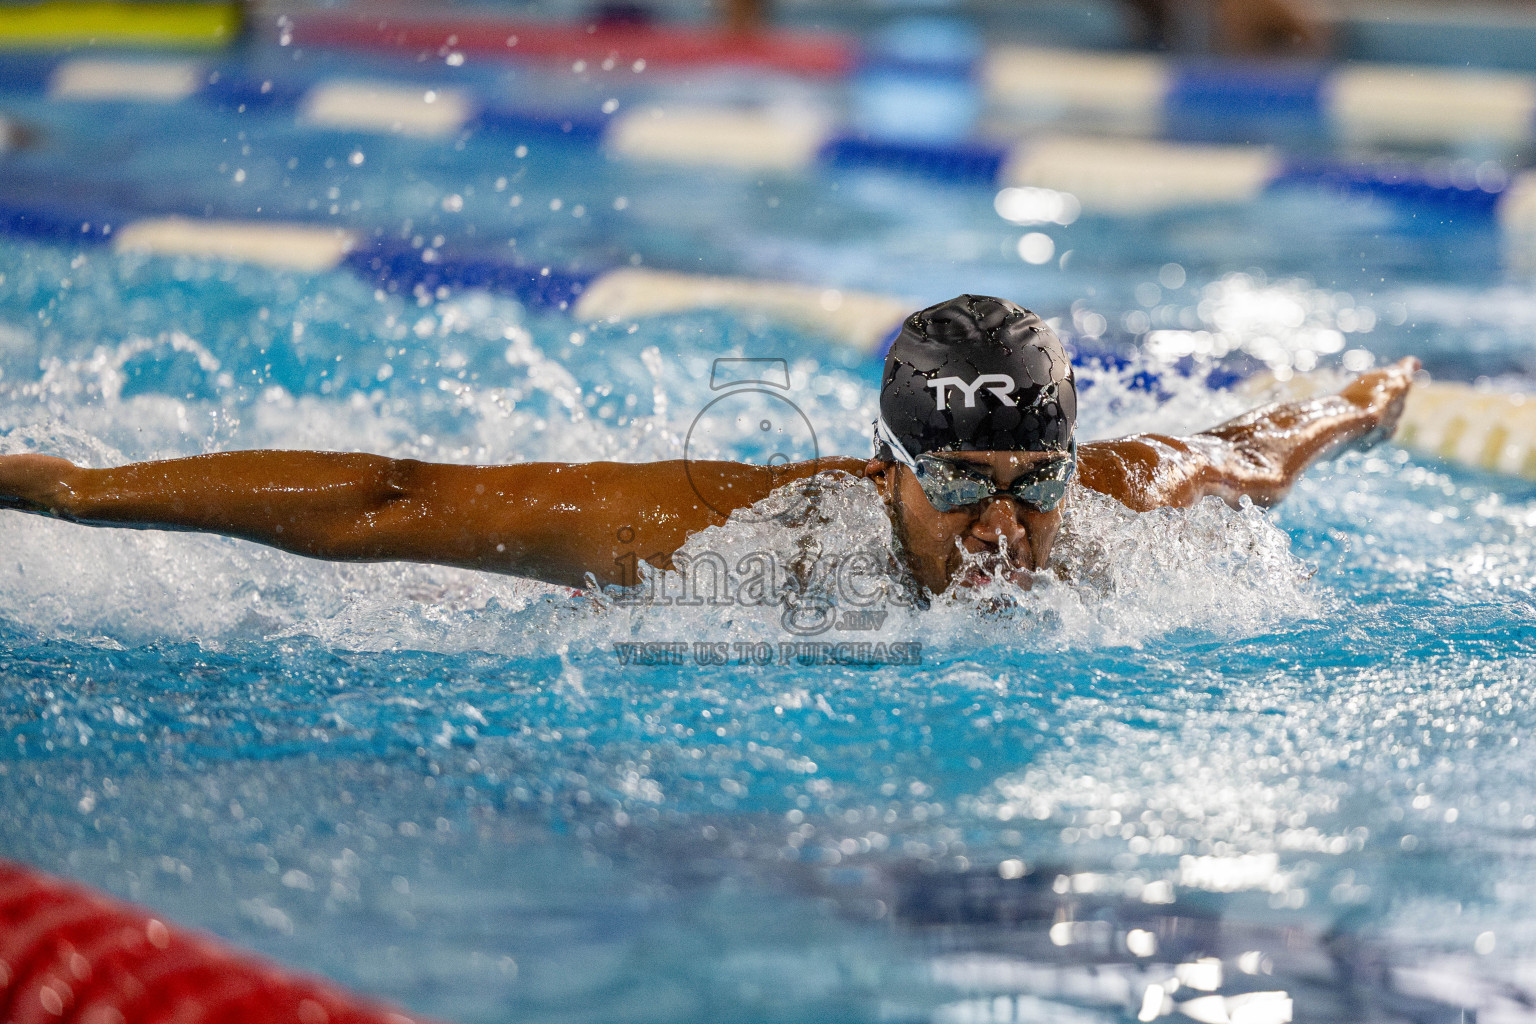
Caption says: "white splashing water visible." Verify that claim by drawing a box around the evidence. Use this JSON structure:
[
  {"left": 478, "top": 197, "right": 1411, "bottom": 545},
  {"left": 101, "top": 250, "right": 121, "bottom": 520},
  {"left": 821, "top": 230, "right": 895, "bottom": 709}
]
[{"left": 0, "top": 294, "right": 1316, "bottom": 652}]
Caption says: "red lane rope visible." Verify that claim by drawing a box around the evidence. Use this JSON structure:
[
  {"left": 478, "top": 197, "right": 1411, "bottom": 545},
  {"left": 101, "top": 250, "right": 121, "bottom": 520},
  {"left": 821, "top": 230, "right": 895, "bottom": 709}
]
[
  {"left": 0, "top": 860, "right": 439, "bottom": 1024},
  {"left": 287, "top": 14, "right": 858, "bottom": 78}
]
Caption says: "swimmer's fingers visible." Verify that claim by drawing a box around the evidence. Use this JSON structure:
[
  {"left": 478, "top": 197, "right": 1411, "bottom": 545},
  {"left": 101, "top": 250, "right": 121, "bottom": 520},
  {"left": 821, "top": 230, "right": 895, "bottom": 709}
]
[
  {"left": 1339, "top": 357, "right": 1418, "bottom": 410},
  {"left": 1341, "top": 357, "right": 1419, "bottom": 450},
  {"left": 0, "top": 454, "right": 77, "bottom": 515}
]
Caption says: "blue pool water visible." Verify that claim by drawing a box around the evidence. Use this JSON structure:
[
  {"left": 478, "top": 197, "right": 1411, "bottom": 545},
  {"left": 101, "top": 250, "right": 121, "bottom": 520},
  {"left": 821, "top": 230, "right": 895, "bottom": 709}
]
[{"left": 5, "top": 45, "right": 1536, "bottom": 1024}]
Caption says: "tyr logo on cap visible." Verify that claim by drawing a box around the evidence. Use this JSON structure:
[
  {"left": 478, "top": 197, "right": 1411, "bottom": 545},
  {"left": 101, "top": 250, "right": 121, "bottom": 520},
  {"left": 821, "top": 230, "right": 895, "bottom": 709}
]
[{"left": 927, "top": 374, "right": 1018, "bottom": 411}]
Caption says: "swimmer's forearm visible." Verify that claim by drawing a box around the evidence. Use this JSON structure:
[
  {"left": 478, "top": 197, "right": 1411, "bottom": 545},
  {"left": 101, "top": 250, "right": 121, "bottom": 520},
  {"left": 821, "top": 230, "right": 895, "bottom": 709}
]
[
  {"left": 6, "top": 450, "right": 579, "bottom": 575},
  {"left": 30, "top": 451, "right": 415, "bottom": 545},
  {"left": 1197, "top": 358, "right": 1418, "bottom": 502},
  {"left": 1078, "top": 399, "right": 1365, "bottom": 511},
  {"left": 1079, "top": 358, "right": 1417, "bottom": 511},
  {"left": 1171, "top": 396, "right": 1369, "bottom": 509}
]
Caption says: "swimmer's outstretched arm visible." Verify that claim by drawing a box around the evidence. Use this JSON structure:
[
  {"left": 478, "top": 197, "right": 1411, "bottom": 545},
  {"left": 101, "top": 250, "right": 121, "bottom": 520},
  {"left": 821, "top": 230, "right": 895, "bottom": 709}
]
[
  {"left": 1077, "top": 357, "right": 1419, "bottom": 512},
  {"left": 0, "top": 451, "right": 863, "bottom": 589}
]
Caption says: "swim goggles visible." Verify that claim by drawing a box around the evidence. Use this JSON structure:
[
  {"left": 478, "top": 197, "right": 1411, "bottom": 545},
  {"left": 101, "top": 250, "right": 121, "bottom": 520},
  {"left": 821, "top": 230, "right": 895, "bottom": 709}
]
[{"left": 875, "top": 415, "right": 1076, "bottom": 514}]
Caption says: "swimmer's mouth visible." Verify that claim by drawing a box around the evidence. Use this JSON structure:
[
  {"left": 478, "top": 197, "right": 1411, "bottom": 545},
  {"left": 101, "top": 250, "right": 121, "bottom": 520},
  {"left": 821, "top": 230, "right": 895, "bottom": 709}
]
[{"left": 953, "top": 551, "right": 1034, "bottom": 590}]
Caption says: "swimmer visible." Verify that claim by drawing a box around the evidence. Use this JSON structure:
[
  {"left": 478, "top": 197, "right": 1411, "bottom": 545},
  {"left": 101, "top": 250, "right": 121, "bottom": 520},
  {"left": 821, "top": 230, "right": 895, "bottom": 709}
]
[
  {"left": 0, "top": 295, "right": 1415, "bottom": 595},
  {"left": 1125, "top": 0, "right": 1327, "bottom": 55}
]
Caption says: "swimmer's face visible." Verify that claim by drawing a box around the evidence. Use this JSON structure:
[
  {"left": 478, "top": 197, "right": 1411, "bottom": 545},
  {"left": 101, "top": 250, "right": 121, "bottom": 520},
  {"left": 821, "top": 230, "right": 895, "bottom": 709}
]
[{"left": 865, "top": 450, "right": 1066, "bottom": 594}]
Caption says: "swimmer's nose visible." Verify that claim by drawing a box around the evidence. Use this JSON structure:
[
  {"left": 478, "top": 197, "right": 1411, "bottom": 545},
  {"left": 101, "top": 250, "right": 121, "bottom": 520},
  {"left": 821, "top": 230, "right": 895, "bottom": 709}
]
[{"left": 967, "top": 497, "right": 1033, "bottom": 568}]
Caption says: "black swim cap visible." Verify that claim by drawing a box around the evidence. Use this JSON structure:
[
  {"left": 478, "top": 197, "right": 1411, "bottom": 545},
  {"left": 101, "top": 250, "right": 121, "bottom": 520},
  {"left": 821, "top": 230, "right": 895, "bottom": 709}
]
[{"left": 876, "top": 294, "right": 1076, "bottom": 458}]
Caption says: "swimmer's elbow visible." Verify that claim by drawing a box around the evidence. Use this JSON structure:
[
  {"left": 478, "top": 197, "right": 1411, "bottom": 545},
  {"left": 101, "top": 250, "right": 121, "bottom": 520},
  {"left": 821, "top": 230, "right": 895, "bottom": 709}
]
[
  {"left": 1101, "top": 435, "right": 1282, "bottom": 511},
  {"left": 264, "top": 458, "right": 423, "bottom": 560},
  {"left": 377, "top": 458, "right": 422, "bottom": 505},
  {"left": 1197, "top": 441, "right": 1292, "bottom": 509}
]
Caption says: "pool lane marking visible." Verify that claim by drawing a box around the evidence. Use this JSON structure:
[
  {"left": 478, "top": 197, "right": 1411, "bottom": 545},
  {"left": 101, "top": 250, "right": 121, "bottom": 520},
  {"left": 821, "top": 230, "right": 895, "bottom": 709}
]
[
  {"left": 605, "top": 106, "right": 833, "bottom": 172},
  {"left": 1502, "top": 174, "right": 1536, "bottom": 273},
  {"left": 984, "top": 47, "right": 1169, "bottom": 131},
  {"left": 1328, "top": 65, "right": 1536, "bottom": 148},
  {"left": 283, "top": 10, "right": 858, "bottom": 78},
  {"left": 299, "top": 80, "right": 475, "bottom": 139},
  {"left": 572, "top": 268, "right": 912, "bottom": 354},
  {"left": 88, "top": 215, "right": 910, "bottom": 353},
  {"left": 0, "top": 857, "right": 443, "bottom": 1024},
  {"left": 1251, "top": 371, "right": 1536, "bottom": 481},
  {"left": 28, "top": 44, "right": 1536, "bottom": 151},
  {"left": 1001, "top": 136, "right": 1282, "bottom": 214},
  {"left": 1397, "top": 382, "right": 1536, "bottom": 479},
  {"left": 275, "top": 10, "right": 1536, "bottom": 149},
  {"left": 113, "top": 218, "right": 360, "bottom": 272},
  {"left": 48, "top": 57, "right": 203, "bottom": 102}
]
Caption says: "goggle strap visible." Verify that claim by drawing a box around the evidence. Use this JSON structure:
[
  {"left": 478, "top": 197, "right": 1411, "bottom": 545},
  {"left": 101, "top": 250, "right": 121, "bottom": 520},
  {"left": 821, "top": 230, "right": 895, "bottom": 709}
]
[{"left": 874, "top": 415, "right": 920, "bottom": 472}]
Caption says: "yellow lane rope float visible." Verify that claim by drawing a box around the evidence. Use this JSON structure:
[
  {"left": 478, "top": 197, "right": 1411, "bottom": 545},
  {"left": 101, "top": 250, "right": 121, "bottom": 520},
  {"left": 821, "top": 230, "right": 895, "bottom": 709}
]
[{"left": 0, "top": 2, "right": 240, "bottom": 50}]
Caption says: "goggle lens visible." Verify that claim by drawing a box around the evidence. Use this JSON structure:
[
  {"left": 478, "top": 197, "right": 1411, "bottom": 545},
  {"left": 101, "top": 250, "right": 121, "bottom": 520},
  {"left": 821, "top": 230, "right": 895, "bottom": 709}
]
[{"left": 912, "top": 443, "right": 1076, "bottom": 514}]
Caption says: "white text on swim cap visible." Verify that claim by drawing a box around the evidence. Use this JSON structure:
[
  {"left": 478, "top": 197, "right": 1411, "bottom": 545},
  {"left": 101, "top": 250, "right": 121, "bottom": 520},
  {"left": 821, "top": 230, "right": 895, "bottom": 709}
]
[{"left": 927, "top": 374, "right": 1018, "bottom": 411}]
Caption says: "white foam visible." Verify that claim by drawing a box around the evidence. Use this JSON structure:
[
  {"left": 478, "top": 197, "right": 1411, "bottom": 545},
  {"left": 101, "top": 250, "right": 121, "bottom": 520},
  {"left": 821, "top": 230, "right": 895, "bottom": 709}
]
[
  {"left": 0, "top": 410, "right": 1314, "bottom": 654},
  {"left": 573, "top": 469, "right": 1316, "bottom": 655}
]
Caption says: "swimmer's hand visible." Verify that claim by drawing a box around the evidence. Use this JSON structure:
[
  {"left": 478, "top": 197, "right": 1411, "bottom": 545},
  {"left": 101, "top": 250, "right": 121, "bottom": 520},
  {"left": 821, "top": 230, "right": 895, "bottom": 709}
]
[
  {"left": 0, "top": 453, "right": 78, "bottom": 516},
  {"left": 1338, "top": 357, "right": 1420, "bottom": 452}
]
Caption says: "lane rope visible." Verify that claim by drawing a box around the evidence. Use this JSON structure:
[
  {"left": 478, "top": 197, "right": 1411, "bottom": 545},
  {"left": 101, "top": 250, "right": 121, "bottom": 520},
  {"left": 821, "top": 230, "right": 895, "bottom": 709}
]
[
  {"left": 0, "top": 858, "right": 437, "bottom": 1024},
  {"left": 8, "top": 56, "right": 1528, "bottom": 224}
]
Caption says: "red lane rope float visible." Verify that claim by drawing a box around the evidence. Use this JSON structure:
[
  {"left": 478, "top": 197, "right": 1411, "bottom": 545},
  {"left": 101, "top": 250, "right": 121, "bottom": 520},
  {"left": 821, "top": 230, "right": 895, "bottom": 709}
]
[
  {"left": 287, "top": 14, "right": 858, "bottom": 78},
  {"left": 0, "top": 859, "right": 440, "bottom": 1024}
]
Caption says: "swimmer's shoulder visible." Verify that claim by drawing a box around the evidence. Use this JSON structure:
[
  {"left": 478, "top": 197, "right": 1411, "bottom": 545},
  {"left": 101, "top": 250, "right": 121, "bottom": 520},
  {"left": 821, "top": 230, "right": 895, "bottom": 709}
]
[{"left": 809, "top": 456, "right": 872, "bottom": 478}]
